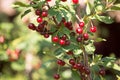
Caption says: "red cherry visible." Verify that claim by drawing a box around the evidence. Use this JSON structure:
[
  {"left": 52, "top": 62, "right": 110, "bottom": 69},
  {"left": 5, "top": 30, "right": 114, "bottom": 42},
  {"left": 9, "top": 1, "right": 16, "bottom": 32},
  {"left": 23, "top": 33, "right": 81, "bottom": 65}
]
[
  {"left": 52, "top": 36, "right": 59, "bottom": 42},
  {"left": 79, "top": 22, "right": 84, "bottom": 27},
  {"left": 72, "top": 64, "right": 78, "bottom": 69},
  {"left": 54, "top": 74, "right": 60, "bottom": 79},
  {"left": 76, "top": 28, "right": 83, "bottom": 34},
  {"left": 65, "top": 40, "right": 70, "bottom": 45},
  {"left": 37, "top": 17, "right": 43, "bottom": 23},
  {"left": 76, "top": 36, "right": 82, "bottom": 42},
  {"left": 69, "top": 59, "right": 75, "bottom": 65},
  {"left": 44, "top": 33, "right": 49, "bottom": 38},
  {"left": 99, "top": 69, "right": 105, "bottom": 76},
  {"left": 28, "top": 23, "right": 36, "bottom": 30},
  {"left": 46, "top": 0, "right": 51, "bottom": 2},
  {"left": 72, "top": 0, "right": 79, "bottom": 4},
  {"left": 83, "top": 33, "right": 89, "bottom": 40},
  {"left": 35, "top": 9, "right": 41, "bottom": 16},
  {"left": 66, "top": 50, "right": 73, "bottom": 55},
  {"left": 42, "top": 11, "right": 48, "bottom": 17},
  {"left": 84, "top": 67, "right": 90, "bottom": 75},
  {"left": 61, "top": 0, "right": 67, "bottom": 2},
  {"left": 59, "top": 39, "right": 65, "bottom": 45},
  {"left": 57, "top": 59, "right": 65, "bottom": 66},
  {"left": 90, "top": 26, "right": 97, "bottom": 32},
  {"left": 61, "top": 34, "right": 67, "bottom": 40}
]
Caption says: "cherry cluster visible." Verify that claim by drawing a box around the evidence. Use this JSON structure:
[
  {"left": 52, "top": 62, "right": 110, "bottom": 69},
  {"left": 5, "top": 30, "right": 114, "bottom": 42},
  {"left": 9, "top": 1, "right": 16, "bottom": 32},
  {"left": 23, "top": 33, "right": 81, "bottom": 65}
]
[{"left": 27, "top": 0, "right": 105, "bottom": 80}]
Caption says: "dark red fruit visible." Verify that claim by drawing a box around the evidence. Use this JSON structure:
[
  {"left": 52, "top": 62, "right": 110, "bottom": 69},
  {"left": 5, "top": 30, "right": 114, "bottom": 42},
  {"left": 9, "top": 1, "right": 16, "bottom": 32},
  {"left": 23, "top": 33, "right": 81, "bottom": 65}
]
[
  {"left": 52, "top": 36, "right": 59, "bottom": 42},
  {"left": 38, "top": 24, "right": 44, "bottom": 30},
  {"left": 66, "top": 50, "right": 73, "bottom": 55},
  {"left": 42, "top": 11, "right": 48, "bottom": 17},
  {"left": 72, "top": 64, "right": 78, "bottom": 69},
  {"left": 54, "top": 74, "right": 60, "bottom": 79},
  {"left": 79, "top": 22, "right": 84, "bottom": 28},
  {"left": 61, "top": 0, "right": 67, "bottom": 2},
  {"left": 76, "top": 36, "right": 82, "bottom": 42},
  {"left": 28, "top": 23, "right": 36, "bottom": 30},
  {"left": 90, "top": 26, "right": 97, "bottom": 32},
  {"left": 72, "top": 0, "right": 79, "bottom": 4},
  {"left": 84, "top": 67, "right": 90, "bottom": 75},
  {"left": 46, "top": 0, "right": 51, "bottom": 2},
  {"left": 61, "top": 34, "right": 67, "bottom": 40},
  {"left": 76, "top": 28, "right": 83, "bottom": 34},
  {"left": 59, "top": 39, "right": 65, "bottom": 45},
  {"left": 69, "top": 59, "right": 75, "bottom": 65},
  {"left": 57, "top": 59, "right": 65, "bottom": 66},
  {"left": 83, "top": 33, "right": 89, "bottom": 40},
  {"left": 44, "top": 33, "right": 49, "bottom": 38},
  {"left": 37, "top": 17, "right": 43, "bottom": 23},
  {"left": 76, "top": 63, "right": 83, "bottom": 69},
  {"left": 65, "top": 40, "right": 70, "bottom": 45},
  {"left": 99, "top": 69, "right": 105, "bottom": 76},
  {"left": 35, "top": 9, "right": 41, "bottom": 16},
  {"left": 64, "top": 21, "right": 72, "bottom": 28}
]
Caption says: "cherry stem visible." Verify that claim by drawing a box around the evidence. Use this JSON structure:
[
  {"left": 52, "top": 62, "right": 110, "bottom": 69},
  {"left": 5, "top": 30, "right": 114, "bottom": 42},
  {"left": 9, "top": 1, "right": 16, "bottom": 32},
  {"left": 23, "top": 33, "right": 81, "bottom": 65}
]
[
  {"left": 90, "top": 20, "right": 94, "bottom": 27},
  {"left": 46, "top": 2, "right": 58, "bottom": 25}
]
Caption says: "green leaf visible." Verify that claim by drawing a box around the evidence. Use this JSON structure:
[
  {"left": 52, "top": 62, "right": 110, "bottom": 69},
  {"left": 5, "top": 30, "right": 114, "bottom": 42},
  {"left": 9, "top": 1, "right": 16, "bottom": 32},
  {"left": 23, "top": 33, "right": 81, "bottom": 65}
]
[
  {"left": 72, "top": 70, "right": 81, "bottom": 80},
  {"left": 110, "top": 4, "right": 120, "bottom": 11},
  {"left": 54, "top": 48, "right": 65, "bottom": 55},
  {"left": 21, "top": 9, "right": 31, "bottom": 18},
  {"left": 48, "top": 8, "right": 59, "bottom": 16},
  {"left": 93, "top": 55, "right": 103, "bottom": 63},
  {"left": 95, "top": 15, "right": 114, "bottom": 24},
  {"left": 95, "top": 38, "right": 106, "bottom": 42},
  {"left": 56, "top": 13, "right": 62, "bottom": 23},
  {"left": 14, "top": 1, "right": 29, "bottom": 7},
  {"left": 86, "top": 2, "right": 92, "bottom": 15},
  {"left": 85, "top": 42, "right": 95, "bottom": 54}
]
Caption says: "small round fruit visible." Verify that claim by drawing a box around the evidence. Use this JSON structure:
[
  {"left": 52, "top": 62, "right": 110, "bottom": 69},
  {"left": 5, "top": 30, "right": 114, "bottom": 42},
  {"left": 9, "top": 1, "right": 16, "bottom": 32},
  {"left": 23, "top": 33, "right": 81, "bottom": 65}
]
[
  {"left": 76, "top": 28, "right": 83, "bottom": 34},
  {"left": 54, "top": 74, "right": 60, "bottom": 79},
  {"left": 37, "top": 17, "right": 43, "bottom": 23},
  {"left": 59, "top": 39, "right": 65, "bottom": 45},
  {"left": 99, "top": 69, "right": 105, "bottom": 76},
  {"left": 61, "top": 0, "right": 67, "bottom": 2},
  {"left": 72, "top": 0, "right": 79, "bottom": 4},
  {"left": 79, "top": 22, "right": 84, "bottom": 27},
  {"left": 46, "top": 0, "right": 51, "bottom": 2},
  {"left": 65, "top": 40, "right": 70, "bottom": 45},
  {"left": 28, "top": 23, "right": 36, "bottom": 30},
  {"left": 61, "top": 34, "right": 67, "bottom": 40},
  {"left": 42, "top": 11, "right": 48, "bottom": 17},
  {"left": 83, "top": 33, "right": 89, "bottom": 40},
  {"left": 44, "top": 33, "right": 49, "bottom": 38},
  {"left": 84, "top": 67, "right": 90, "bottom": 75},
  {"left": 66, "top": 50, "right": 73, "bottom": 55},
  {"left": 90, "top": 26, "right": 97, "bottom": 32},
  {"left": 72, "top": 64, "right": 78, "bottom": 69},
  {"left": 35, "top": 9, "right": 41, "bottom": 16},
  {"left": 76, "top": 36, "right": 82, "bottom": 42},
  {"left": 69, "top": 59, "right": 75, "bottom": 65},
  {"left": 57, "top": 59, "right": 65, "bottom": 66},
  {"left": 52, "top": 36, "right": 59, "bottom": 42}
]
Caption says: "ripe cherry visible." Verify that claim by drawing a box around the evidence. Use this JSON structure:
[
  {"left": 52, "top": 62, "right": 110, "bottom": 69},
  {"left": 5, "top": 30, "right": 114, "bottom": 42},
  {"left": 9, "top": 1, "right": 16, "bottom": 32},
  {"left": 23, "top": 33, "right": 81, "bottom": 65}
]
[
  {"left": 59, "top": 39, "right": 65, "bottom": 45},
  {"left": 66, "top": 50, "right": 73, "bottom": 55},
  {"left": 44, "top": 33, "right": 49, "bottom": 38},
  {"left": 99, "top": 68, "right": 105, "bottom": 76},
  {"left": 76, "top": 36, "right": 82, "bottom": 42},
  {"left": 54, "top": 74, "right": 60, "bottom": 79},
  {"left": 65, "top": 40, "right": 70, "bottom": 45},
  {"left": 84, "top": 67, "right": 90, "bottom": 75},
  {"left": 76, "top": 28, "right": 83, "bottom": 34},
  {"left": 61, "top": 0, "right": 67, "bottom": 2},
  {"left": 83, "top": 33, "right": 89, "bottom": 40},
  {"left": 35, "top": 9, "right": 41, "bottom": 16},
  {"left": 72, "top": 0, "right": 79, "bottom": 4},
  {"left": 72, "top": 64, "right": 78, "bottom": 69},
  {"left": 79, "top": 22, "right": 84, "bottom": 28},
  {"left": 37, "top": 17, "right": 43, "bottom": 23},
  {"left": 61, "top": 34, "right": 67, "bottom": 40},
  {"left": 57, "top": 59, "right": 65, "bottom": 66},
  {"left": 69, "top": 59, "right": 75, "bottom": 65},
  {"left": 52, "top": 36, "right": 59, "bottom": 42},
  {"left": 42, "top": 11, "right": 48, "bottom": 17},
  {"left": 90, "top": 26, "right": 97, "bottom": 32},
  {"left": 28, "top": 23, "right": 36, "bottom": 30},
  {"left": 46, "top": 0, "right": 51, "bottom": 2}
]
